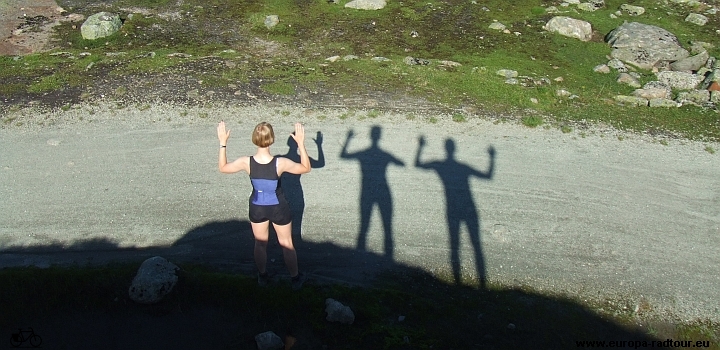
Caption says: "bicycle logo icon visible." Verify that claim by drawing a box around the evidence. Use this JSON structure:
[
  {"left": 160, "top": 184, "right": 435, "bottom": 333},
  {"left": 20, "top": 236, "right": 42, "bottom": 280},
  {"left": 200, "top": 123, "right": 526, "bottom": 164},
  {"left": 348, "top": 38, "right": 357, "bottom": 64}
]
[{"left": 9, "top": 328, "right": 42, "bottom": 348}]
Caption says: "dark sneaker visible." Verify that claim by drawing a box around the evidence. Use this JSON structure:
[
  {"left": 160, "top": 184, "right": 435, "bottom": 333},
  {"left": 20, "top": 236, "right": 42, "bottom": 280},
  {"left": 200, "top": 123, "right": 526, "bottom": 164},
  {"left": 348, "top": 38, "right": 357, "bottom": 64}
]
[
  {"left": 258, "top": 272, "right": 270, "bottom": 287},
  {"left": 291, "top": 272, "right": 307, "bottom": 291}
]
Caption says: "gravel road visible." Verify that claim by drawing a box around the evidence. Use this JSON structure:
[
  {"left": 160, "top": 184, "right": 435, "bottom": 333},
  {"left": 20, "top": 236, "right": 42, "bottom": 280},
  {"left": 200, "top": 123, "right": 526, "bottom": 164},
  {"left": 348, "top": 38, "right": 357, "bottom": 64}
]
[{"left": 1, "top": 102, "right": 718, "bottom": 323}]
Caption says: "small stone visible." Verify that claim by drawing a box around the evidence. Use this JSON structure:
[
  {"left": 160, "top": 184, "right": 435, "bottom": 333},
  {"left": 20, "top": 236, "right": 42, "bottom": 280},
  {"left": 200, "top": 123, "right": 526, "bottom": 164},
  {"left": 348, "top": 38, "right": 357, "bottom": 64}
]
[
  {"left": 556, "top": 89, "right": 572, "bottom": 97},
  {"left": 620, "top": 4, "right": 645, "bottom": 16},
  {"left": 398, "top": 315, "right": 406, "bottom": 321},
  {"left": 614, "top": 95, "right": 648, "bottom": 107},
  {"left": 325, "top": 298, "right": 355, "bottom": 324},
  {"left": 439, "top": 60, "right": 461, "bottom": 67},
  {"left": 649, "top": 98, "right": 680, "bottom": 107},
  {"left": 488, "top": 22, "right": 506, "bottom": 31},
  {"left": 685, "top": 13, "right": 708, "bottom": 26},
  {"left": 507, "top": 323, "right": 516, "bottom": 330},
  {"left": 264, "top": 15, "right": 279, "bottom": 29},
  {"left": 593, "top": 64, "right": 610, "bottom": 73},
  {"left": 255, "top": 331, "right": 284, "bottom": 350},
  {"left": 496, "top": 69, "right": 518, "bottom": 78},
  {"left": 167, "top": 52, "right": 192, "bottom": 58}
]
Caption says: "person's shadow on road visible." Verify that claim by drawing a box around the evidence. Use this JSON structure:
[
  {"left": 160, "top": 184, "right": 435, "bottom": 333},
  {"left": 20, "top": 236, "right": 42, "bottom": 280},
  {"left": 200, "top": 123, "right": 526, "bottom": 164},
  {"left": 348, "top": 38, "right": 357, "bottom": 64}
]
[
  {"left": 415, "top": 136, "right": 495, "bottom": 289},
  {"left": 278, "top": 131, "right": 325, "bottom": 242},
  {"left": 340, "top": 126, "right": 405, "bottom": 260}
]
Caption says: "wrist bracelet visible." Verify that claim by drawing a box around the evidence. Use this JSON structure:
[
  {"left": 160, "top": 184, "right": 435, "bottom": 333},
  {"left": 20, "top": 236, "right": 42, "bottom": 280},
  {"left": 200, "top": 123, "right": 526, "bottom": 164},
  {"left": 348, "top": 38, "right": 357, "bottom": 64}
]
[{"left": 220, "top": 145, "right": 227, "bottom": 148}]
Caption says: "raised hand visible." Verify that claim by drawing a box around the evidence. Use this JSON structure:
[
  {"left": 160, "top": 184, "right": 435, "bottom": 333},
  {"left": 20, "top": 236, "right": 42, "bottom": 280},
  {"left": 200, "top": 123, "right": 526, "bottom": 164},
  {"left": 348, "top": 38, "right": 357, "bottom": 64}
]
[
  {"left": 418, "top": 135, "right": 426, "bottom": 147},
  {"left": 313, "top": 131, "right": 323, "bottom": 146},
  {"left": 346, "top": 129, "right": 355, "bottom": 138},
  {"left": 290, "top": 122, "right": 305, "bottom": 145},
  {"left": 488, "top": 146, "right": 496, "bottom": 157},
  {"left": 217, "top": 121, "right": 230, "bottom": 146}
]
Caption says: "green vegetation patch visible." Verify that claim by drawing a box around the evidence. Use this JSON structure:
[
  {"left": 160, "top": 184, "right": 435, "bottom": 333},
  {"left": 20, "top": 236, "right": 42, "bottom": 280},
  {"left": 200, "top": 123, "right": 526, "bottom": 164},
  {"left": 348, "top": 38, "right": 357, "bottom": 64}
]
[{"left": 1, "top": 0, "right": 719, "bottom": 140}]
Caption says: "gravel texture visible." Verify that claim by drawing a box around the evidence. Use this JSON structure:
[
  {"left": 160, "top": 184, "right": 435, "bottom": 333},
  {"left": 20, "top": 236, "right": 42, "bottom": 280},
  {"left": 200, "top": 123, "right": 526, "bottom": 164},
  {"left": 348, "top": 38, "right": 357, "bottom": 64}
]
[{"left": 1, "top": 101, "right": 719, "bottom": 324}]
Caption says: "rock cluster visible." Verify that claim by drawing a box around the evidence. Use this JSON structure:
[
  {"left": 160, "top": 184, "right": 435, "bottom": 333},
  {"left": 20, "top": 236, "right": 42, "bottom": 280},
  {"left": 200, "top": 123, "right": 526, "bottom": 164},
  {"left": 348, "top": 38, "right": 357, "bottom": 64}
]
[{"left": 504, "top": 9, "right": 720, "bottom": 109}]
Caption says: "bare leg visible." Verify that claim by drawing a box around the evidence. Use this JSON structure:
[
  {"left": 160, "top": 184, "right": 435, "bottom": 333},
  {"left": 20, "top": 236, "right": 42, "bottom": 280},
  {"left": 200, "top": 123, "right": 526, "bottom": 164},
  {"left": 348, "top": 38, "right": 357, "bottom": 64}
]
[
  {"left": 251, "top": 221, "right": 270, "bottom": 274},
  {"left": 274, "top": 221, "right": 299, "bottom": 277}
]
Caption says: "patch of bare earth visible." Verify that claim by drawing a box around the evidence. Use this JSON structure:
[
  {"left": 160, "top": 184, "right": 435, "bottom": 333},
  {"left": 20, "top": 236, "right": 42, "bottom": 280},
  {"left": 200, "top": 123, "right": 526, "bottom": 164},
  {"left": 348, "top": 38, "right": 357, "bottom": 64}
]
[{"left": 0, "top": 0, "right": 83, "bottom": 56}]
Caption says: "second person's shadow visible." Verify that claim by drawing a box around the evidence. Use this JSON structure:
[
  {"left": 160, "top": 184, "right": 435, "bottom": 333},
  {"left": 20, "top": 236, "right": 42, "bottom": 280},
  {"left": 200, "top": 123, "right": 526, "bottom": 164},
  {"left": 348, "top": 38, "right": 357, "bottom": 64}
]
[
  {"left": 340, "top": 126, "right": 405, "bottom": 260},
  {"left": 415, "top": 136, "right": 495, "bottom": 289},
  {"left": 279, "top": 131, "right": 325, "bottom": 241}
]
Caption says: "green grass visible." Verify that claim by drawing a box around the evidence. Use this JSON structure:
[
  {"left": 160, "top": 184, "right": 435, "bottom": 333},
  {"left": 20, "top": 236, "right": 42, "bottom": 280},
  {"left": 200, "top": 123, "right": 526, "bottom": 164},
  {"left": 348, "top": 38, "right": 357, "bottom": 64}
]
[
  {"left": 261, "top": 81, "right": 295, "bottom": 95},
  {"left": 2, "top": 0, "right": 720, "bottom": 141},
  {"left": 452, "top": 113, "right": 466, "bottom": 122},
  {"left": 522, "top": 115, "right": 543, "bottom": 128}
]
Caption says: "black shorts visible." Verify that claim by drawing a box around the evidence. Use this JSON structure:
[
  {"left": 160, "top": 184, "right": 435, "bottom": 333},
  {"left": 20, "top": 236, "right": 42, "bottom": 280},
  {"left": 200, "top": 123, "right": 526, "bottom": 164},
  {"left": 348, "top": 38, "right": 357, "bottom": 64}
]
[{"left": 249, "top": 202, "right": 292, "bottom": 225}]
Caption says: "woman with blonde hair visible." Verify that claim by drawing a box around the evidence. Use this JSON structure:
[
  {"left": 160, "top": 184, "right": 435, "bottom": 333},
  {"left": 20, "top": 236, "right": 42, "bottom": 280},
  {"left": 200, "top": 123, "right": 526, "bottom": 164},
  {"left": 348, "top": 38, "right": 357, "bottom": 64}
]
[{"left": 217, "top": 121, "right": 311, "bottom": 290}]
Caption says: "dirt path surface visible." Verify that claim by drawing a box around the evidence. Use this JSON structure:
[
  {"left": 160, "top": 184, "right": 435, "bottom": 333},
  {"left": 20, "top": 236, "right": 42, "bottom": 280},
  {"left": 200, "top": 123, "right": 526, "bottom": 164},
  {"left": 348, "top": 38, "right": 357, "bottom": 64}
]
[
  {"left": 0, "top": 0, "right": 67, "bottom": 56},
  {"left": 1, "top": 102, "right": 719, "bottom": 325}
]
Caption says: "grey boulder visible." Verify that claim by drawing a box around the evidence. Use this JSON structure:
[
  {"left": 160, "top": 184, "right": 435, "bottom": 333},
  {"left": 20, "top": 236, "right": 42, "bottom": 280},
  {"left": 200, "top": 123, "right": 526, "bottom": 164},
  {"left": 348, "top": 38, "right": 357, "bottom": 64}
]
[{"left": 81, "top": 12, "right": 122, "bottom": 40}]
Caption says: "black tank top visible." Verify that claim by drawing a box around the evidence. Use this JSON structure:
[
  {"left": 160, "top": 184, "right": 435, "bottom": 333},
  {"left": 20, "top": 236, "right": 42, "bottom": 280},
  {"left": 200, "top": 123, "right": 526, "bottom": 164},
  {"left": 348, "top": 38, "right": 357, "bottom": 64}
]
[{"left": 249, "top": 156, "right": 284, "bottom": 206}]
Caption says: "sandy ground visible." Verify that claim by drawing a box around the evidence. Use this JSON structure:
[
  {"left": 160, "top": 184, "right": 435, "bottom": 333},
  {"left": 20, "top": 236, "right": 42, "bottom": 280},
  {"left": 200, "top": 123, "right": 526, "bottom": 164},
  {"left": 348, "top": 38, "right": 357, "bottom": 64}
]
[
  {"left": 0, "top": 0, "right": 68, "bottom": 56},
  {"left": 1, "top": 102, "right": 718, "bottom": 325}
]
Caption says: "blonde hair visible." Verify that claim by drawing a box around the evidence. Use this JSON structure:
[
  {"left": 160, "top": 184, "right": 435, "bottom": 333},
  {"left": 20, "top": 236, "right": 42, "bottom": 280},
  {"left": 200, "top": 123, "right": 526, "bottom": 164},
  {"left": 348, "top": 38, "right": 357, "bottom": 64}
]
[{"left": 252, "top": 122, "right": 275, "bottom": 148}]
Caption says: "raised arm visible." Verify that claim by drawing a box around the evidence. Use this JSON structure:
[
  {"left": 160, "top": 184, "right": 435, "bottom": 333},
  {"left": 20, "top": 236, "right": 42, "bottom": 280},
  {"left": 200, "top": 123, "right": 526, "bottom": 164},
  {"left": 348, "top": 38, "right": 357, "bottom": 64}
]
[
  {"left": 471, "top": 146, "right": 496, "bottom": 179},
  {"left": 414, "top": 136, "right": 430, "bottom": 169},
  {"left": 339, "top": 129, "right": 355, "bottom": 159},
  {"left": 278, "top": 123, "right": 311, "bottom": 175},
  {"left": 310, "top": 131, "right": 325, "bottom": 168},
  {"left": 217, "top": 121, "right": 249, "bottom": 174}
]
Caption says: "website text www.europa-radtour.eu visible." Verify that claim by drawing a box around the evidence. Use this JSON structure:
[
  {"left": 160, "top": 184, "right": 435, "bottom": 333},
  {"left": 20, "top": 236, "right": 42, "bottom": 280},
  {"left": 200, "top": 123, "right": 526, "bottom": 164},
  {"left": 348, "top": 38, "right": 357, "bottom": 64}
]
[{"left": 575, "top": 339, "right": 712, "bottom": 348}]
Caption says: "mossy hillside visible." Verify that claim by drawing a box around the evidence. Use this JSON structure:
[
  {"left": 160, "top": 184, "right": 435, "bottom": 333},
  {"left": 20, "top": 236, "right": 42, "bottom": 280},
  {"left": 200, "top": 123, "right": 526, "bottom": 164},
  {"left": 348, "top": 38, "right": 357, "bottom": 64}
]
[{"left": 1, "top": 0, "right": 719, "bottom": 140}]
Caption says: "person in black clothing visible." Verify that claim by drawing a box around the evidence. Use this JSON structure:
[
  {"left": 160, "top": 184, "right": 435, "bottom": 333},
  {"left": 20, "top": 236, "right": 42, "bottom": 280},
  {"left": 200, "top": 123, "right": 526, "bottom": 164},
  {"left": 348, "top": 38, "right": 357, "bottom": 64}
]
[{"left": 217, "top": 121, "right": 310, "bottom": 289}]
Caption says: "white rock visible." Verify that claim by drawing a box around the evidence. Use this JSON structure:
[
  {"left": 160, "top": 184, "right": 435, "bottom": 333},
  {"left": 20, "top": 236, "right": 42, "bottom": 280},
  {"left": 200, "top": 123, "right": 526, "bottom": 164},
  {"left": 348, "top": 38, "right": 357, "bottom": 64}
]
[
  {"left": 128, "top": 256, "right": 179, "bottom": 304},
  {"left": 488, "top": 22, "right": 506, "bottom": 31},
  {"left": 543, "top": 16, "right": 592, "bottom": 41},
  {"left": 345, "top": 0, "right": 386, "bottom": 10},
  {"left": 685, "top": 13, "right": 708, "bottom": 26},
  {"left": 264, "top": 15, "right": 279, "bottom": 29}
]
